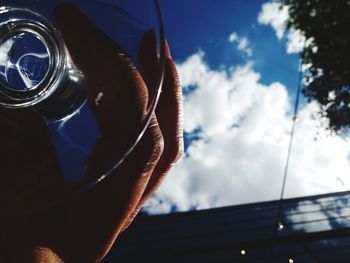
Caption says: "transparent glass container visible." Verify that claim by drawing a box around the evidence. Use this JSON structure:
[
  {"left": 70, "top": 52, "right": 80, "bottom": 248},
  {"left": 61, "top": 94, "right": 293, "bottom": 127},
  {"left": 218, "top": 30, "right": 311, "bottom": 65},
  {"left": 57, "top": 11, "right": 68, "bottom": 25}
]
[{"left": 0, "top": 0, "right": 165, "bottom": 215}]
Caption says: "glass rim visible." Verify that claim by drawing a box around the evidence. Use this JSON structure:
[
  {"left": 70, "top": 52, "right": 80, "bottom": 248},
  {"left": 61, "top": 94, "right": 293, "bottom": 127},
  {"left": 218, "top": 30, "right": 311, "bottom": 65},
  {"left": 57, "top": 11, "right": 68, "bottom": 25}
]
[
  {"left": 0, "top": 0, "right": 166, "bottom": 217},
  {"left": 0, "top": 7, "right": 66, "bottom": 107},
  {"left": 75, "top": 0, "right": 166, "bottom": 194}
]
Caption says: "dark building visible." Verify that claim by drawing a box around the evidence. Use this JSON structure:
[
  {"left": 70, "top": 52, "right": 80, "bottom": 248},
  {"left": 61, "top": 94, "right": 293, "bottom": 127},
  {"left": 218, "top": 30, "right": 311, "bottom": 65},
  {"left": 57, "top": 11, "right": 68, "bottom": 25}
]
[{"left": 103, "top": 191, "right": 350, "bottom": 263}]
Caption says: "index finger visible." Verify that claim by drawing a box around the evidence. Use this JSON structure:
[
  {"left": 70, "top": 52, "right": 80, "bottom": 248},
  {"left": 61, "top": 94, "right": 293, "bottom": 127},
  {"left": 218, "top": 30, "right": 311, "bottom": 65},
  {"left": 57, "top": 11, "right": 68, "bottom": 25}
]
[
  {"left": 55, "top": 4, "right": 149, "bottom": 136},
  {"left": 55, "top": 4, "right": 151, "bottom": 178}
]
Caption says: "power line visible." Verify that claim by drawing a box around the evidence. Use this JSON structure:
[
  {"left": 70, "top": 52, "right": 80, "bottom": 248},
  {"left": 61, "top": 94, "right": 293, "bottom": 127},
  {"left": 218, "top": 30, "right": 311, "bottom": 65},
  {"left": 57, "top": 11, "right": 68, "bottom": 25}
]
[
  {"left": 278, "top": 58, "right": 304, "bottom": 213},
  {"left": 272, "top": 51, "right": 305, "bottom": 262}
]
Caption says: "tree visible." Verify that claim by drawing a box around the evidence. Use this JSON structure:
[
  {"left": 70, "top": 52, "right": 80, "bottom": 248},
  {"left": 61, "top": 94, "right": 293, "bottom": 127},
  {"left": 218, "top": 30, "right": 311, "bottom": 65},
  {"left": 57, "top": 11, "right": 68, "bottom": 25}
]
[{"left": 279, "top": 0, "right": 350, "bottom": 132}]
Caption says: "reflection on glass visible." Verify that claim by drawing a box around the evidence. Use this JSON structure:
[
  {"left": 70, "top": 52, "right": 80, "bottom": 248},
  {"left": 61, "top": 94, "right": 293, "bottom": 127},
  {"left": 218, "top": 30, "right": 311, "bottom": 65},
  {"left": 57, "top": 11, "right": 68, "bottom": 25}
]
[
  {"left": 0, "top": 0, "right": 164, "bottom": 215},
  {"left": 282, "top": 193, "right": 350, "bottom": 234},
  {"left": 0, "top": 33, "right": 50, "bottom": 91}
]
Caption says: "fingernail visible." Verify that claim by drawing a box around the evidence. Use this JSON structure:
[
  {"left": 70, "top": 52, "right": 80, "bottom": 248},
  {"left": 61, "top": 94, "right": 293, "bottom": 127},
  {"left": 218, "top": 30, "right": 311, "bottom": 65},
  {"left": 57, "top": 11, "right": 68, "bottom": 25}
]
[{"left": 164, "top": 40, "right": 172, "bottom": 59}]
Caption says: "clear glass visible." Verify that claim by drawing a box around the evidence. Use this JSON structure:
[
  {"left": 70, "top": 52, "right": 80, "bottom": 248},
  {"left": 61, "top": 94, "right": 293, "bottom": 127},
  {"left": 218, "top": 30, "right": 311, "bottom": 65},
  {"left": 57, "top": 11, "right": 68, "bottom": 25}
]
[{"left": 0, "top": 0, "right": 165, "bottom": 215}]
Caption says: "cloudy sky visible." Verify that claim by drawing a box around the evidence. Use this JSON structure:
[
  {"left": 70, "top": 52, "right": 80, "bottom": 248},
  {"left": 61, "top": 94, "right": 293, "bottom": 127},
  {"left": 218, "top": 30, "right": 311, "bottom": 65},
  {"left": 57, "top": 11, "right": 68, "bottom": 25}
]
[{"left": 144, "top": 0, "right": 350, "bottom": 214}]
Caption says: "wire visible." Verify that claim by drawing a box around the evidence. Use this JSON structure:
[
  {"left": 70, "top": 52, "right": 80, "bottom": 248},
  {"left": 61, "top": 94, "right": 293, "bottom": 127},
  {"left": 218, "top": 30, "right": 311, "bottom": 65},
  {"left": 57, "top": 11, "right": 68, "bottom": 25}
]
[
  {"left": 271, "top": 51, "right": 305, "bottom": 262},
  {"left": 279, "top": 59, "right": 303, "bottom": 214}
]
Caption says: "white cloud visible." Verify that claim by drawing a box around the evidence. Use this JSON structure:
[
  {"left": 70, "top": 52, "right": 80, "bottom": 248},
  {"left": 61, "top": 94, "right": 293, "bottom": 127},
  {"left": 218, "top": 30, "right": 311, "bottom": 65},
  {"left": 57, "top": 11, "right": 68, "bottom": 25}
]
[
  {"left": 228, "top": 32, "right": 238, "bottom": 43},
  {"left": 0, "top": 39, "right": 14, "bottom": 81},
  {"left": 237, "top": 37, "right": 253, "bottom": 57},
  {"left": 228, "top": 32, "right": 253, "bottom": 57},
  {"left": 257, "top": 1, "right": 306, "bottom": 54},
  {"left": 0, "top": 39, "right": 14, "bottom": 65},
  {"left": 144, "top": 52, "right": 350, "bottom": 215},
  {"left": 286, "top": 29, "right": 306, "bottom": 54},
  {"left": 258, "top": 2, "right": 289, "bottom": 39}
]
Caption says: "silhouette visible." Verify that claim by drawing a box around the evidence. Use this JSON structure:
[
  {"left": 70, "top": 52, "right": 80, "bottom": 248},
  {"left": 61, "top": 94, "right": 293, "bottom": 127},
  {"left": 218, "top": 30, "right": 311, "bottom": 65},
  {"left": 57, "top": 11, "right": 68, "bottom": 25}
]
[{"left": 280, "top": 0, "right": 350, "bottom": 132}]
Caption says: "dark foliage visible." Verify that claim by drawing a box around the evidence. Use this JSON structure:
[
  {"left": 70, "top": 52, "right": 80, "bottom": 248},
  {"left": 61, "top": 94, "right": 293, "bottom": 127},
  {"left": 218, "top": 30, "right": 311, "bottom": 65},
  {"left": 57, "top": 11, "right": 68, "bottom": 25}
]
[{"left": 280, "top": 0, "right": 350, "bottom": 131}]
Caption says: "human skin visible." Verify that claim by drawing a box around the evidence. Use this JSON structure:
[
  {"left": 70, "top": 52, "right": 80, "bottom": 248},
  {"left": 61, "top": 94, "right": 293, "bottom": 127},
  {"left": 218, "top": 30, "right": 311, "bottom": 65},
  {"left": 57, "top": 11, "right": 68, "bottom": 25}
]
[{"left": 0, "top": 4, "right": 183, "bottom": 263}]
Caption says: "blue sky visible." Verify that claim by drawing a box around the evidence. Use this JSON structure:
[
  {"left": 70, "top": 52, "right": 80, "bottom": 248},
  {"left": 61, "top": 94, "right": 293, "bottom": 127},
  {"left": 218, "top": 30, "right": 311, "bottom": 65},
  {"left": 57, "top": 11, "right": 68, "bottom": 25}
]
[
  {"left": 161, "top": 0, "right": 299, "bottom": 89},
  {"left": 160, "top": 0, "right": 300, "bottom": 154},
  {"left": 142, "top": 1, "right": 350, "bottom": 214}
]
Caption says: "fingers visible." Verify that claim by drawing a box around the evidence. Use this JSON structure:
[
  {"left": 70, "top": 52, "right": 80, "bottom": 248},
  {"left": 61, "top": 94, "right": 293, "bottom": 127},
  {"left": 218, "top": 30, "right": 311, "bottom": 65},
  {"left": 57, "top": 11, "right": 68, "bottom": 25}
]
[
  {"left": 139, "top": 42, "right": 183, "bottom": 201},
  {"left": 54, "top": 5, "right": 182, "bottom": 261},
  {"left": 138, "top": 29, "right": 159, "bottom": 107},
  {"left": 121, "top": 42, "right": 183, "bottom": 230},
  {"left": 55, "top": 4, "right": 151, "bottom": 178},
  {"left": 55, "top": 4, "right": 148, "bottom": 138},
  {"left": 152, "top": 42, "right": 184, "bottom": 172},
  {"left": 138, "top": 35, "right": 183, "bottom": 195},
  {"left": 59, "top": 119, "right": 163, "bottom": 262},
  {"left": 54, "top": 4, "right": 116, "bottom": 76},
  {"left": 54, "top": 5, "right": 165, "bottom": 261}
]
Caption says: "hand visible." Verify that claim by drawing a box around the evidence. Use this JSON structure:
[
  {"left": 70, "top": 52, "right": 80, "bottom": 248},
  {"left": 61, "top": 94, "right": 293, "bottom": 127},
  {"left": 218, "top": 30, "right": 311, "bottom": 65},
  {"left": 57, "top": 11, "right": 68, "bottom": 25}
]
[{"left": 0, "top": 4, "right": 183, "bottom": 263}]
